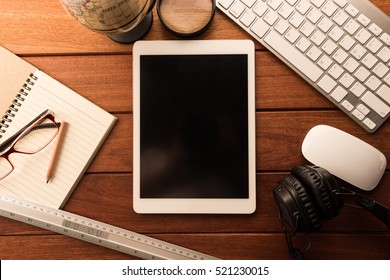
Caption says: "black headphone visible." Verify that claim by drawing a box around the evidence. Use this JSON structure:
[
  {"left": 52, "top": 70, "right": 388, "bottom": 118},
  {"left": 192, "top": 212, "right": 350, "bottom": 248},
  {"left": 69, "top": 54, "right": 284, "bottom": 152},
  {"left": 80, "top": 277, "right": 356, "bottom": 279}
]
[{"left": 273, "top": 165, "right": 390, "bottom": 259}]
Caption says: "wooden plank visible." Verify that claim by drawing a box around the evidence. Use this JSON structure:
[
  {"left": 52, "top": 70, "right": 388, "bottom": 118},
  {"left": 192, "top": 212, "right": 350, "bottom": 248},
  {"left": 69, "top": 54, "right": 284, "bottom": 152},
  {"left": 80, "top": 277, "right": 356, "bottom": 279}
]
[
  {"left": 1, "top": 172, "right": 389, "bottom": 236},
  {"left": 24, "top": 55, "right": 134, "bottom": 113},
  {"left": 257, "top": 111, "right": 390, "bottom": 170},
  {"left": 0, "top": 233, "right": 389, "bottom": 259},
  {"left": 255, "top": 53, "right": 331, "bottom": 109},
  {"left": 0, "top": 173, "right": 283, "bottom": 235},
  {"left": 1, "top": 1, "right": 388, "bottom": 55},
  {"left": 88, "top": 114, "right": 132, "bottom": 173},
  {"left": 85, "top": 111, "right": 390, "bottom": 174},
  {"left": 21, "top": 52, "right": 332, "bottom": 113},
  {"left": 0, "top": 3, "right": 257, "bottom": 55}
]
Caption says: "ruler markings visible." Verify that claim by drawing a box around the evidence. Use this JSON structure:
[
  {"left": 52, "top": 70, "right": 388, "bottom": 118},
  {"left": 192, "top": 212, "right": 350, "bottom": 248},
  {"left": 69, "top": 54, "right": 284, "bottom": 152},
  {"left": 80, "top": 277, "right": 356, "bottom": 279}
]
[{"left": 0, "top": 194, "right": 218, "bottom": 260}]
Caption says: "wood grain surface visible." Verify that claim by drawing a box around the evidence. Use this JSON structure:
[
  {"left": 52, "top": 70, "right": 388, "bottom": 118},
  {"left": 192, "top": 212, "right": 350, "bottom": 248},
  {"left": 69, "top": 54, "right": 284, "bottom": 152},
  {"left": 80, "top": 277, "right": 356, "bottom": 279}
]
[{"left": 0, "top": 0, "right": 389, "bottom": 260}]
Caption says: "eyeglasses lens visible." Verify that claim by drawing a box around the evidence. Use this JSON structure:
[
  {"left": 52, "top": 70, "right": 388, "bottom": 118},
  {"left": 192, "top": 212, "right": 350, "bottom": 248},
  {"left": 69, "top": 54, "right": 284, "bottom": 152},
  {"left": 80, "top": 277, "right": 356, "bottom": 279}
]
[{"left": 0, "top": 118, "right": 58, "bottom": 179}]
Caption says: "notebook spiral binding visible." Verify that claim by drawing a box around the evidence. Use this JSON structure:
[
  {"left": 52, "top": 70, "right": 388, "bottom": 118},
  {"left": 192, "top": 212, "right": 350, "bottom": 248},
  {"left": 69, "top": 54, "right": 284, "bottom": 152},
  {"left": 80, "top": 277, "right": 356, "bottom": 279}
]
[{"left": 0, "top": 73, "right": 38, "bottom": 138}]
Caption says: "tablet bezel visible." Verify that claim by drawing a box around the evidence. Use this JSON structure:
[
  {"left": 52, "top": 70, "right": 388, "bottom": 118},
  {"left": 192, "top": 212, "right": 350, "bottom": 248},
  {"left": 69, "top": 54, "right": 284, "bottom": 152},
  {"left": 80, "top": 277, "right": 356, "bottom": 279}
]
[{"left": 133, "top": 40, "right": 256, "bottom": 213}]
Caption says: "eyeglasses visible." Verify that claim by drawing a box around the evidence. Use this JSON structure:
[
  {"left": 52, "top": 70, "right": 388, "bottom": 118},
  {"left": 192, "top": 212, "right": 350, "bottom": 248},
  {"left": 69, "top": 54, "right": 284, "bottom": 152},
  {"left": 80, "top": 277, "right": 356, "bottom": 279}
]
[{"left": 0, "top": 109, "right": 60, "bottom": 180}]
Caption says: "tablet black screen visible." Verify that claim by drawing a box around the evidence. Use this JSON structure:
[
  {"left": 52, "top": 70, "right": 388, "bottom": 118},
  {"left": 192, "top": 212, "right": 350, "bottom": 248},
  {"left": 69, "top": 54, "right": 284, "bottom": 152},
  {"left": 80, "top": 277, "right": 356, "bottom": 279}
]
[{"left": 140, "top": 54, "right": 249, "bottom": 198}]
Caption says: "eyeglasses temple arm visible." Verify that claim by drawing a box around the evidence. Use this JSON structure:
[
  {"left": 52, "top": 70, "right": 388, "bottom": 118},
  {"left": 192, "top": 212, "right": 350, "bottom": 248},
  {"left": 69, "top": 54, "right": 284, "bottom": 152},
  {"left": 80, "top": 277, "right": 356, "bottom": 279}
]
[{"left": 0, "top": 110, "right": 57, "bottom": 153}]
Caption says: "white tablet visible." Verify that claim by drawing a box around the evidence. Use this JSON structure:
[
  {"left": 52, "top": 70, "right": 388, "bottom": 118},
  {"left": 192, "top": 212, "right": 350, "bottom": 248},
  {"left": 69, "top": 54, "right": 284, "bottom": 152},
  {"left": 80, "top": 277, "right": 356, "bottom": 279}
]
[{"left": 133, "top": 40, "right": 256, "bottom": 213}]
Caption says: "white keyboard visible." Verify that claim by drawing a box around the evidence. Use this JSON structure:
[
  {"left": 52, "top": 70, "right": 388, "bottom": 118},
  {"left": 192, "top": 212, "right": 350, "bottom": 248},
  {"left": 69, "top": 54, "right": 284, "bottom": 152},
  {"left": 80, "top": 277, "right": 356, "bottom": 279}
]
[{"left": 217, "top": 0, "right": 390, "bottom": 132}]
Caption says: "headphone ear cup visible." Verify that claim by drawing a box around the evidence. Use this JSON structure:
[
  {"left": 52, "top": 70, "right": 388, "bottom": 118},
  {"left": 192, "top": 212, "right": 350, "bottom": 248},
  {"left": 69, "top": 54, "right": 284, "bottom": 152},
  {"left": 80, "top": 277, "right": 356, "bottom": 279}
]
[
  {"left": 273, "top": 175, "right": 322, "bottom": 232},
  {"left": 292, "top": 165, "right": 344, "bottom": 219}
]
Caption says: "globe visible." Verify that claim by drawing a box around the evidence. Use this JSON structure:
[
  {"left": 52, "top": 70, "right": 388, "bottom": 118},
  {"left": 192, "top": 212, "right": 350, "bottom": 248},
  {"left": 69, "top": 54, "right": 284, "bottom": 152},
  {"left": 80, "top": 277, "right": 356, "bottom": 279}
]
[{"left": 60, "top": 0, "right": 155, "bottom": 43}]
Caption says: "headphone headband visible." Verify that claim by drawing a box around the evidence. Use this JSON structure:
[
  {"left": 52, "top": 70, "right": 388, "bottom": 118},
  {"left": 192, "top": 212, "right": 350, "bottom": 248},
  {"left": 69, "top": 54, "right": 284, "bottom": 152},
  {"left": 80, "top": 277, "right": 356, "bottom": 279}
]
[{"left": 355, "top": 193, "right": 390, "bottom": 230}]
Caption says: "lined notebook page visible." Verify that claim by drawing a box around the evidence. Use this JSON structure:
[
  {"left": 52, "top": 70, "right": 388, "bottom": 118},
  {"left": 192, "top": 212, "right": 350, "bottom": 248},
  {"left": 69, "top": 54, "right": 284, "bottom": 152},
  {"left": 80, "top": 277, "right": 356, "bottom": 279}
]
[{"left": 0, "top": 70, "right": 117, "bottom": 208}]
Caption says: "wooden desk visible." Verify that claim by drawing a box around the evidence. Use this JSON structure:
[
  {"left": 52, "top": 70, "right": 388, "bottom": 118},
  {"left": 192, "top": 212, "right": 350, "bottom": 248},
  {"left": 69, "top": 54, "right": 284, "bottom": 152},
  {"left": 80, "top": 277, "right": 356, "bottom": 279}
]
[{"left": 0, "top": 0, "right": 389, "bottom": 260}]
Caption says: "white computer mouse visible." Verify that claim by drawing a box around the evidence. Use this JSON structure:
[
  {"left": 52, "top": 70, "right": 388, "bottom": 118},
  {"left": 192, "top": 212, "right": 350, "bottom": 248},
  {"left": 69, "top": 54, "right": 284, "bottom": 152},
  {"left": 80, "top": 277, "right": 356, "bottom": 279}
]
[{"left": 301, "top": 125, "right": 387, "bottom": 191}]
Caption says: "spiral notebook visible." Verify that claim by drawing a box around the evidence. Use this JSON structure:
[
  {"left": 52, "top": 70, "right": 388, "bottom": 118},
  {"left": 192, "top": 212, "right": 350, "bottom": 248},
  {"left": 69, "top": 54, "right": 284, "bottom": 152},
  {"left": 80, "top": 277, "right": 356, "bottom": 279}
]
[{"left": 0, "top": 46, "right": 117, "bottom": 209}]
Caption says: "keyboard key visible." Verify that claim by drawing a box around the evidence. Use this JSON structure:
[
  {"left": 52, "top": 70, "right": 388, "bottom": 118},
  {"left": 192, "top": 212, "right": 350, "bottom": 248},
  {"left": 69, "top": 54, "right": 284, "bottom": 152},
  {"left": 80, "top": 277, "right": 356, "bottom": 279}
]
[
  {"left": 301, "top": 22, "right": 315, "bottom": 37},
  {"left": 296, "top": 0, "right": 311, "bottom": 15},
  {"left": 362, "top": 53, "right": 378, "bottom": 69},
  {"left": 285, "top": 28, "right": 300, "bottom": 43},
  {"left": 329, "top": 26, "right": 344, "bottom": 42},
  {"left": 357, "top": 14, "right": 371, "bottom": 27},
  {"left": 339, "top": 35, "right": 356, "bottom": 51},
  {"left": 250, "top": 20, "right": 269, "bottom": 38},
  {"left": 351, "top": 44, "right": 367, "bottom": 60},
  {"left": 278, "top": 4, "right": 294, "bottom": 19},
  {"left": 377, "top": 85, "right": 390, "bottom": 104},
  {"left": 322, "top": 40, "right": 337, "bottom": 55},
  {"left": 309, "top": 9, "right": 325, "bottom": 25},
  {"left": 218, "top": 0, "right": 234, "bottom": 9},
  {"left": 286, "top": 0, "right": 298, "bottom": 5},
  {"left": 368, "top": 23, "right": 383, "bottom": 36},
  {"left": 329, "top": 64, "right": 344, "bottom": 79},
  {"left": 289, "top": 12, "right": 305, "bottom": 28},
  {"left": 341, "top": 100, "right": 354, "bottom": 111},
  {"left": 350, "top": 82, "right": 366, "bottom": 97},
  {"left": 230, "top": 1, "right": 246, "bottom": 18},
  {"left": 344, "top": 19, "right": 360, "bottom": 35},
  {"left": 296, "top": 37, "right": 311, "bottom": 52},
  {"left": 268, "top": 0, "right": 283, "bottom": 10},
  {"left": 318, "top": 17, "right": 333, "bottom": 33},
  {"left": 363, "top": 118, "right": 376, "bottom": 130},
  {"left": 377, "top": 47, "right": 390, "bottom": 63},
  {"left": 355, "top": 67, "right": 370, "bottom": 82},
  {"left": 311, "top": 0, "right": 326, "bottom": 8},
  {"left": 333, "top": 10, "right": 349, "bottom": 26},
  {"left": 275, "top": 20, "right": 290, "bottom": 34},
  {"left": 311, "top": 30, "right": 327, "bottom": 46},
  {"left": 322, "top": 1, "right": 338, "bottom": 17},
  {"left": 366, "top": 38, "right": 383, "bottom": 53},
  {"left": 339, "top": 73, "right": 355, "bottom": 88},
  {"left": 264, "top": 10, "right": 279, "bottom": 26},
  {"left": 307, "top": 46, "right": 322, "bottom": 61},
  {"left": 345, "top": 4, "right": 359, "bottom": 17},
  {"left": 365, "top": 76, "right": 381, "bottom": 91},
  {"left": 357, "top": 104, "right": 370, "bottom": 115},
  {"left": 253, "top": 2, "right": 268, "bottom": 17},
  {"left": 318, "top": 75, "right": 337, "bottom": 93},
  {"left": 373, "top": 63, "right": 389, "bottom": 78},
  {"left": 356, "top": 29, "right": 372, "bottom": 44},
  {"left": 333, "top": 49, "right": 348, "bottom": 64},
  {"left": 385, "top": 74, "right": 390, "bottom": 86},
  {"left": 344, "top": 57, "right": 359, "bottom": 73},
  {"left": 241, "top": 0, "right": 256, "bottom": 8},
  {"left": 264, "top": 30, "right": 324, "bottom": 82},
  {"left": 352, "top": 109, "right": 365, "bottom": 120},
  {"left": 240, "top": 11, "right": 256, "bottom": 27},
  {"left": 333, "top": 0, "right": 347, "bottom": 8},
  {"left": 317, "top": 55, "right": 333, "bottom": 70},
  {"left": 361, "top": 91, "right": 390, "bottom": 118},
  {"left": 380, "top": 33, "right": 390, "bottom": 46},
  {"left": 331, "top": 86, "right": 348, "bottom": 102}
]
